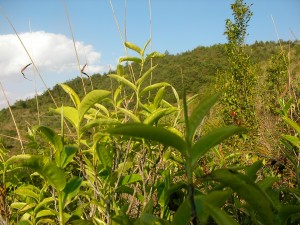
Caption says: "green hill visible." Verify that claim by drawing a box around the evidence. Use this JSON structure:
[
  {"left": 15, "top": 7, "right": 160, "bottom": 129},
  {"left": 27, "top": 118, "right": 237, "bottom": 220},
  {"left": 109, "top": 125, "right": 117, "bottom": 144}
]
[{"left": 0, "top": 40, "right": 299, "bottom": 153}]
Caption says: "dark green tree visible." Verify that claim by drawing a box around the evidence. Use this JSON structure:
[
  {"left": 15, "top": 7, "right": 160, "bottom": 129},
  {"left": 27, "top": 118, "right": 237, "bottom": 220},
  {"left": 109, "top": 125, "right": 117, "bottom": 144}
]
[{"left": 221, "top": 0, "right": 256, "bottom": 129}]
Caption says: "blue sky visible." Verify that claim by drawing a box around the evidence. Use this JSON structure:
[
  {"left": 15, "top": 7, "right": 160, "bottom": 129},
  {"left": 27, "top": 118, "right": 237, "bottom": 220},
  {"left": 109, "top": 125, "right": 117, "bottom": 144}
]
[{"left": 0, "top": 0, "right": 299, "bottom": 109}]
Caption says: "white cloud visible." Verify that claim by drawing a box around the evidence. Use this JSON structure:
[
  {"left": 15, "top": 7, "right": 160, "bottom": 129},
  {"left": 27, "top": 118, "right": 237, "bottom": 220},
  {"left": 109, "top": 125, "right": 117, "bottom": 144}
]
[
  {"left": 0, "top": 31, "right": 104, "bottom": 79},
  {"left": 0, "top": 31, "right": 108, "bottom": 109}
]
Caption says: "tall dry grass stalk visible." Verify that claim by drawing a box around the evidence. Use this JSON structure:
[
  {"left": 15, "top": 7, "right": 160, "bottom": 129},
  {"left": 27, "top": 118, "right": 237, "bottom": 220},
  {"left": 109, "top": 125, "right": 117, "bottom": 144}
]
[
  {"left": 1, "top": 13, "right": 59, "bottom": 108},
  {"left": 62, "top": 0, "right": 87, "bottom": 95},
  {"left": 109, "top": 0, "right": 137, "bottom": 83},
  {"left": 29, "top": 19, "right": 41, "bottom": 125},
  {"left": 148, "top": 0, "right": 153, "bottom": 85},
  {"left": 271, "top": 15, "right": 292, "bottom": 99},
  {"left": 0, "top": 82, "right": 25, "bottom": 154}
]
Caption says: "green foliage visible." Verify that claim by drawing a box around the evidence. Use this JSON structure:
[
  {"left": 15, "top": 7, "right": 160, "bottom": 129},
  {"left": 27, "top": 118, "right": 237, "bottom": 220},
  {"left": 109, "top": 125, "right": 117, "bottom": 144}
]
[{"left": 0, "top": 1, "right": 300, "bottom": 224}]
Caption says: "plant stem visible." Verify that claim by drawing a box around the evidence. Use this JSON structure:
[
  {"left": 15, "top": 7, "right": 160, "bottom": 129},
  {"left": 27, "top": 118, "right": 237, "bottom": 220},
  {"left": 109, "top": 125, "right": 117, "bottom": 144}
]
[
  {"left": 58, "top": 191, "right": 64, "bottom": 225},
  {"left": 186, "top": 160, "right": 197, "bottom": 225}
]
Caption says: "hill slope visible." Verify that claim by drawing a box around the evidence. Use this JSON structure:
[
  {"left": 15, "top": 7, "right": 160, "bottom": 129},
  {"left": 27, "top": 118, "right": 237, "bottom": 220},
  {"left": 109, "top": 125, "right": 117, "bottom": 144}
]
[{"left": 0, "top": 40, "right": 299, "bottom": 153}]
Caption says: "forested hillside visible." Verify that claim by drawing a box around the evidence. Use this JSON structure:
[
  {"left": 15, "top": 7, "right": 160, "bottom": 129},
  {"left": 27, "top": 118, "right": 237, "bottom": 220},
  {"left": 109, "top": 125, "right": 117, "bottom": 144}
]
[{"left": 0, "top": 40, "right": 299, "bottom": 152}]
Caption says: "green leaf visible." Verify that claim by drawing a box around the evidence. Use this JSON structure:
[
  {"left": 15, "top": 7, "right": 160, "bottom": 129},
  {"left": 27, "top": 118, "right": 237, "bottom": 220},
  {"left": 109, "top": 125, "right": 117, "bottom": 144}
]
[
  {"left": 154, "top": 87, "right": 165, "bottom": 109},
  {"left": 11, "top": 202, "right": 26, "bottom": 210},
  {"left": 15, "top": 187, "right": 39, "bottom": 202},
  {"left": 69, "top": 220, "right": 94, "bottom": 225},
  {"left": 20, "top": 202, "right": 36, "bottom": 212},
  {"left": 207, "top": 205, "right": 239, "bottom": 225},
  {"left": 172, "top": 199, "right": 191, "bottom": 225},
  {"left": 134, "top": 213, "right": 170, "bottom": 225},
  {"left": 60, "top": 146, "right": 77, "bottom": 168},
  {"left": 16, "top": 221, "right": 32, "bottom": 225},
  {"left": 34, "top": 126, "right": 63, "bottom": 153},
  {"left": 124, "top": 41, "right": 142, "bottom": 55},
  {"left": 95, "top": 142, "right": 112, "bottom": 170},
  {"left": 118, "top": 108, "right": 141, "bottom": 123},
  {"left": 63, "top": 176, "right": 83, "bottom": 207},
  {"left": 117, "top": 64, "right": 125, "bottom": 76},
  {"left": 146, "top": 51, "right": 165, "bottom": 60},
  {"left": 51, "top": 106, "right": 79, "bottom": 130},
  {"left": 107, "top": 123, "right": 186, "bottom": 156},
  {"left": 278, "top": 205, "right": 300, "bottom": 224},
  {"left": 208, "top": 169, "right": 274, "bottom": 224},
  {"left": 120, "top": 174, "right": 142, "bottom": 186},
  {"left": 6, "top": 155, "right": 66, "bottom": 191},
  {"left": 136, "top": 65, "right": 158, "bottom": 86},
  {"left": 281, "top": 139, "right": 297, "bottom": 167},
  {"left": 187, "top": 93, "right": 221, "bottom": 142},
  {"left": 95, "top": 103, "right": 110, "bottom": 117},
  {"left": 191, "top": 126, "right": 246, "bottom": 167},
  {"left": 36, "top": 209, "right": 56, "bottom": 218},
  {"left": 281, "top": 134, "right": 300, "bottom": 148},
  {"left": 195, "top": 190, "right": 232, "bottom": 223},
  {"left": 141, "top": 39, "right": 151, "bottom": 57},
  {"left": 78, "top": 90, "right": 111, "bottom": 123},
  {"left": 34, "top": 197, "right": 55, "bottom": 213},
  {"left": 81, "top": 118, "right": 121, "bottom": 134},
  {"left": 257, "top": 177, "right": 280, "bottom": 191},
  {"left": 140, "top": 82, "right": 171, "bottom": 95},
  {"left": 143, "top": 108, "right": 171, "bottom": 125},
  {"left": 282, "top": 116, "right": 300, "bottom": 134},
  {"left": 108, "top": 74, "right": 136, "bottom": 91},
  {"left": 40, "top": 161, "right": 66, "bottom": 191},
  {"left": 244, "top": 160, "right": 263, "bottom": 181},
  {"left": 60, "top": 83, "right": 81, "bottom": 108},
  {"left": 119, "top": 56, "right": 142, "bottom": 64}
]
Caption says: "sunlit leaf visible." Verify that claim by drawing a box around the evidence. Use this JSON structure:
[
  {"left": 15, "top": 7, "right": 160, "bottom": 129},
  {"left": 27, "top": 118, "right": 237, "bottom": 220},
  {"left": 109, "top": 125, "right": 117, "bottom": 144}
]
[
  {"left": 143, "top": 108, "right": 171, "bottom": 125},
  {"left": 60, "top": 83, "right": 81, "bottom": 108},
  {"left": 187, "top": 93, "right": 221, "bottom": 143},
  {"left": 282, "top": 116, "right": 300, "bottom": 134},
  {"left": 34, "top": 125, "right": 63, "bottom": 153},
  {"left": 34, "top": 197, "right": 55, "bottom": 213},
  {"left": 108, "top": 123, "right": 186, "bottom": 156},
  {"left": 140, "top": 82, "right": 171, "bottom": 95},
  {"left": 81, "top": 118, "right": 121, "bottom": 134},
  {"left": 36, "top": 209, "right": 56, "bottom": 218},
  {"left": 6, "top": 155, "right": 66, "bottom": 191},
  {"left": 119, "top": 56, "right": 142, "bottom": 64},
  {"left": 78, "top": 90, "right": 111, "bottom": 123},
  {"left": 69, "top": 219, "right": 94, "bottom": 225},
  {"left": 136, "top": 65, "right": 158, "bottom": 86},
  {"left": 95, "top": 103, "right": 110, "bottom": 117},
  {"left": 95, "top": 142, "right": 112, "bottom": 170},
  {"left": 154, "top": 87, "right": 165, "bottom": 109},
  {"left": 108, "top": 74, "right": 136, "bottom": 91},
  {"left": 124, "top": 41, "right": 142, "bottom": 55},
  {"left": 281, "top": 134, "right": 300, "bottom": 148},
  {"left": 191, "top": 126, "right": 246, "bottom": 167},
  {"left": 120, "top": 174, "right": 142, "bottom": 186},
  {"left": 141, "top": 39, "right": 151, "bottom": 57},
  {"left": 118, "top": 108, "right": 141, "bottom": 123},
  {"left": 15, "top": 186, "right": 39, "bottom": 202},
  {"left": 51, "top": 106, "right": 79, "bottom": 130}
]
